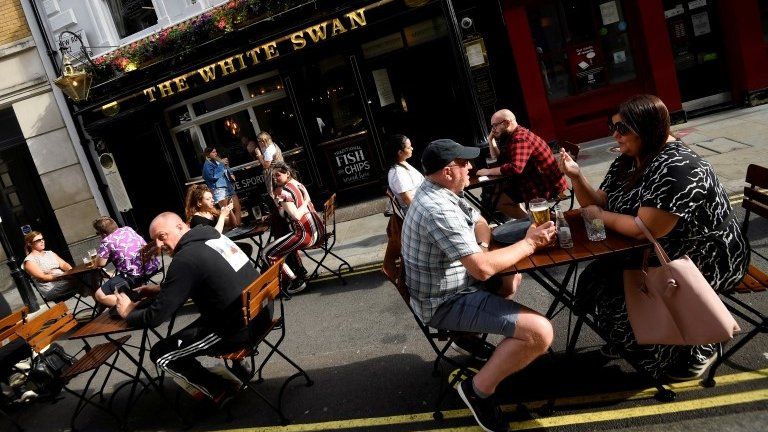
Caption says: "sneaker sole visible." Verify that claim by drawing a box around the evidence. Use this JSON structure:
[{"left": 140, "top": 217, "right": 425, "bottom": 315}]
[
  {"left": 450, "top": 342, "right": 491, "bottom": 362},
  {"left": 457, "top": 382, "right": 497, "bottom": 432},
  {"left": 665, "top": 353, "right": 719, "bottom": 381}
]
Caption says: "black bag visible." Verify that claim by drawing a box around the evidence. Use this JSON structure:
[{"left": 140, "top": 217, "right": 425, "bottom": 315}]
[{"left": 27, "top": 343, "right": 74, "bottom": 395}]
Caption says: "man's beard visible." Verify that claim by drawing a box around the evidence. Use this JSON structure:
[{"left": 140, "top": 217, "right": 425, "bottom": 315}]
[{"left": 497, "top": 128, "right": 510, "bottom": 143}]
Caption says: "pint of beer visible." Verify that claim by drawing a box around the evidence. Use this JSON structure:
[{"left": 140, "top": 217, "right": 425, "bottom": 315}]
[{"left": 529, "top": 198, "right": 550, "bottom": 226}]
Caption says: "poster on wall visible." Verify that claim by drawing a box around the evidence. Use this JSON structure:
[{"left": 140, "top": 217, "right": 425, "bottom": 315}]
[
  {"left": 323, "top": 133, "right": 377, "bottom": 191},
  {"left": 599, "top": 1, "right": 620, "bottom": 25},
  {"left": 691, "top": 12, "right": 711, "bottom": 36},
  {"left": 568, "top": 42, "right": 605, "bottom": 91},
  {"left": 372, "top": 69, "right": 395, "bottom": 107}
]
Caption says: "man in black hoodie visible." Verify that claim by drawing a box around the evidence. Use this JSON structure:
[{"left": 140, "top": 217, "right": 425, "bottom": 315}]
[{"left": 116, "top": 212, "right": 269, "bottom": 404}]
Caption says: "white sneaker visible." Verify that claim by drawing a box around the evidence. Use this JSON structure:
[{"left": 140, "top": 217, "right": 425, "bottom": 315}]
[{"left": 286, "top": 279, "right": 307, "bottom": 295}]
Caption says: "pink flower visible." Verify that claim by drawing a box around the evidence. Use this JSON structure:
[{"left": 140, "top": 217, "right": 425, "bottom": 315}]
[{"left": 216, "top": 18, "right": 227, "bottom": 29}]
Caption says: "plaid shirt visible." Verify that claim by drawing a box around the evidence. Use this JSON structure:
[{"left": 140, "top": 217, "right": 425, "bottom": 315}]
[
  {"left": 498, "top": 126, "right": 567, "bottom": 202},
  {"left": 401, "top": 179, "right": 482, "bottom": 323}
]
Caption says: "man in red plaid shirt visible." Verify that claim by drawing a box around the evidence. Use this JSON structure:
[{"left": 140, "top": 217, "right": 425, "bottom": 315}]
[{"left": 476, "top": 109, "right": 567, "bottom": 218}]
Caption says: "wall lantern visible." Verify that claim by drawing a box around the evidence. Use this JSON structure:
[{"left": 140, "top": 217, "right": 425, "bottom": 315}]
[{"left": 54, "top": 31, "right": 95, "bottom": 102}]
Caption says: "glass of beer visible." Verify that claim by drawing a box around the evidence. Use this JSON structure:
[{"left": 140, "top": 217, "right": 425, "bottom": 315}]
[
  {"left": 88, "top": 249, "right": 98, "bottom": 266},
  {"left": 528, "top": 198, "right": 550, "bottom": 226}
]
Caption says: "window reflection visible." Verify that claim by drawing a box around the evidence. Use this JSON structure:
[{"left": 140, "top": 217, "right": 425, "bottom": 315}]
[
  {"left": 198, "top": 110, "right": 253, "bottom": 168},
  {"left": 192, "top": 88, "right": 243, "bottom": 116},
  {"left": 527, "top": 0, "right": 636, "bottom": 100},
  {"left": 303, "top": 55, "right": 365, "bottom": 141},
  {"left": 252, "top": 99, "right": 301, "bottom": 151},
  {"left": 105, "top": 0, "right": 158, "bottom": 39}
]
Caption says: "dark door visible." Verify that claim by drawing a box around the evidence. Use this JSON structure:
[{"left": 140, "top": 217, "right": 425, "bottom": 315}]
[
  {"left": 0, "top": 143, "right": 69, "bottom": 261},
  {"left": 663, "top": 0, "right": 731, "bottom": 110}
]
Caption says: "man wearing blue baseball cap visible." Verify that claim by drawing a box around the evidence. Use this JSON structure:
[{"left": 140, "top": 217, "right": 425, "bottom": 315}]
[{"left": 402, "top": 139, "right": 556, "bottom": 432}]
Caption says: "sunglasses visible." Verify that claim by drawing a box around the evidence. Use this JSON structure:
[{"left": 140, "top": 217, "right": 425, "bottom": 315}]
[
  {"left": 33, "top": 238, "right": 45, "bottom": 243},
  {"left": 607, "top": 120, "right": 633, "bottom": 136}
]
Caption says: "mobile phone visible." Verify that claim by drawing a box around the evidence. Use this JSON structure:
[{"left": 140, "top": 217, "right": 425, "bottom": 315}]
[{"left": 117, "top": 283, "right": 141, "bottom": 302}]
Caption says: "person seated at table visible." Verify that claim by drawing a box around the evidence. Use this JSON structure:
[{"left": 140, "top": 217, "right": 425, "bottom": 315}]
[
  {"left": 116, "top": 212, "right": 269, "bottom": 406},
  {"left": 402, "top": 139, "right": 556, "bottom": 432},
  {"left": 557, "top": 94, "right": 749, "bottom": 381},
  {"left": 475, "top": 109, "right": 567, "bottom": 219},
  {"left": 22, "top": 231, "right": 97, "bottom": 301},
  {"left": 183, "top": 184, "right": 253, "bottom": 257},
  {"left": 262, "top": 162, "right": 324, "bottom": 295},
  {"left": 202, "top": 146, "right": 242, "bottom": 227},
  {"left": 91, "top": 216, "right": 161, "bottom": 308},
  {"left": 387, "top": 134, "right": 424, "bottom": 214}
]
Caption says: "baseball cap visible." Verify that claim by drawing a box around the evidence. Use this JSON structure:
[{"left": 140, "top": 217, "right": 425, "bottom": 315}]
[{"left": 421, "top": 139, "right": 481, "bottom": 174}]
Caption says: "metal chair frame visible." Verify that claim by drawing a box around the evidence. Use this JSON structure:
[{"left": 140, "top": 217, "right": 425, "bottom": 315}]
[
  {"left": 0, "top": 307, "right": 28, "bottom": 432},
  {"left": 301, "top": 193, "right": 354, "bottom": 284}
]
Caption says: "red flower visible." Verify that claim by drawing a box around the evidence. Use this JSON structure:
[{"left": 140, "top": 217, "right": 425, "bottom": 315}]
[{"left": 216, "top": 18, "right": 227, "bottom": 29}]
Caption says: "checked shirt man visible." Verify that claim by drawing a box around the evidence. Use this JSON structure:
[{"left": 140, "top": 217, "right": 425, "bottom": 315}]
[{"left": 402, "top": 139, "right": 556, "bottom": 432}]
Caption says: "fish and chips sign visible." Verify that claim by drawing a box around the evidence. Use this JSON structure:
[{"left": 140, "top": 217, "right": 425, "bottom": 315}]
[{"left": 142, "top": 8, "right": 369, "bottom": 102}]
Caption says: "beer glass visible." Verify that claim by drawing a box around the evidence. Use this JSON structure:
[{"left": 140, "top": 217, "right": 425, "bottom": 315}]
[
  {"left": 528, "top": 198, "right": 550, "bottom": 226},
  {"left": 88, "top": 249, "right": 98, "bottom": 265}
]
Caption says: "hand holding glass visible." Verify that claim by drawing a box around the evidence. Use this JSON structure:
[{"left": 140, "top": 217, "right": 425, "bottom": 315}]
[
  {"left": 582, "top": 206, "right": 607, "bottom": 241},
  {"left": 528, "top": 198, "right": 550, "bottom": 226}
]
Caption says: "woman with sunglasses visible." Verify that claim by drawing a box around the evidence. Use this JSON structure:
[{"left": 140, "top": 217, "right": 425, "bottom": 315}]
[
  {"left": 557, "top": 94, "right": 748, "bottom": 381},
  {"left": 262, "top": 162, "right": 324, "bottom": 294},
  {"left": 22, "top": 231, "right": 97, "bottom": 301}
]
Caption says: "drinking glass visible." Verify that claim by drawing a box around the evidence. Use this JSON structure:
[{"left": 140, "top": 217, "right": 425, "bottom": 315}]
[
  {"left": 582, "top": 207, "right": 607, "bottom": 241},
  {"left": 88, "top": 249, "right": 98, "bottom": 265},
  {"left": 528, "top": 198, "right": 550, "bottom": 226},
  {"left": 82, "top": 257, "right": 92, "bottom": 267}
]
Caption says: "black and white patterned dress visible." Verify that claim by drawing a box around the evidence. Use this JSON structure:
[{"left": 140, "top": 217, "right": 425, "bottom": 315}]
[{"left": 576, "top": 141, "right": 749, "bottom": 377}]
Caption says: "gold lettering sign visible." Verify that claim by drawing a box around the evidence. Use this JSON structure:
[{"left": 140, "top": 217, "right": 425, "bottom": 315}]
[{"left": 141, "top": 7, "right": 369, "bottom": 102}]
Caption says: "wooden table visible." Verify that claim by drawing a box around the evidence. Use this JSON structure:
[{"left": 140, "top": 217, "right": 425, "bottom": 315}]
[
  {"left": 464, "top": 175, "right": 509, "bottom": 224},
  {"left": 69, "top": 309, "right": 186, "bottom": 425}
]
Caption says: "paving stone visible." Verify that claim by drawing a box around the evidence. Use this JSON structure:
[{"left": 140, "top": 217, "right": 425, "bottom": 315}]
[{"left": 694, "top": 137, "right": 751, "bottom": 154}]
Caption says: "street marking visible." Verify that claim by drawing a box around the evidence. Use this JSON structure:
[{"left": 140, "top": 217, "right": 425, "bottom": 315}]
[
  {"left": 210, "top": 369, "right": 768, "bottom": 432},
  {"left": 430, "top": 388, "right": 768, "bottom": 431}
]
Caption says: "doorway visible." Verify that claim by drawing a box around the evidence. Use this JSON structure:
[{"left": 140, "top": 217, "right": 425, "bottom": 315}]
[
  {"left": 663, "top": 0, "right": 731, "bottom": 112},
  {"left": 0, "top": 133, "right": 68, "bottom": 261}
]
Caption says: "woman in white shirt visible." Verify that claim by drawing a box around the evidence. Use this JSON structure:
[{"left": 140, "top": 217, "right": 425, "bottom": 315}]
[
  {"left": 250, "top": 131, "right": 284, "bottom": 198},
  {"left": 386, "top": 134, "right": 424, "bottom": 213}
]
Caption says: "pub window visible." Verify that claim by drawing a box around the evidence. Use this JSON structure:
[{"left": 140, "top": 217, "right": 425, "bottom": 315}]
[
  {"left": 527, "top": 0, "right": 637, "bottom": 100},
  {"left": 104, "top": 0, "right": 159, "bottom": 39},
  {"left": 761, "top": 0, "right": 768, "bottom": 42},
  {"left": 166, "top": 72, "right": 302, "bottom": 180}
]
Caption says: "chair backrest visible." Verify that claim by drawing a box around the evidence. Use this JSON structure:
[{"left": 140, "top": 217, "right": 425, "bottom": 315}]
[
  {"left": 381, "top": 211, "right": 410, "bottom": 304},
  {"left": 322, "top": 193, "right": 337, "bottom": 231},
  {"left": 240, "top": 256, "right": 286, "bottom": 326},
  {"left": 0, "top": 307, "right": 28, "bottom": 344},
  {"left": 16, "top": 302, "right": 76, "bottom": 353},
  {"left": 742, "top": 164, "right": 768, "bottom": 232}
]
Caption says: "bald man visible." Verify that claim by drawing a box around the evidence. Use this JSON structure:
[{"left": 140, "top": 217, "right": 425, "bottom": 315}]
[
  {"left": 476, "top": 110, "right": 566, "bottom": 219},
  {"left": 116, "top": 212, "right": 268, "bottom": 405}
]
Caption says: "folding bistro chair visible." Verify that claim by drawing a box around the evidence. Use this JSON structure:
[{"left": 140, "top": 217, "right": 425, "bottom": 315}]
[
  {"left": 0, "top": 307, "right": 28, "bottom": 432},
  {"left": 381, "top": 211, "right": 496, "bottom": 420},
  {"left": 301, "top": 193, "right": 354, "bottom": 284},
  {"left": 704, "top": 163, "right": 768, "bottom": 387},
  {"left": 20, "top": 264, "right": 98, "bottom": 318},
  {"left": 15, "top": 303, "right": 132, "bottom": 431},
  {"left": 548, "top": 140, "right": 580, "bottom": 211},
  {"left": 215, "top": 257, "right": 313, "bottom": 425}
]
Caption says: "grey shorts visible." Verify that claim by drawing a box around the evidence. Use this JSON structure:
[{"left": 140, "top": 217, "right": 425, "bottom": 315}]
[{"left": 428, "top": 289, "right": 521, "bottom": 337}]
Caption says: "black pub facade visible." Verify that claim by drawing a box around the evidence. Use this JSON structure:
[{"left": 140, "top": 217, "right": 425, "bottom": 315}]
[{"left": 71, "top": 0, "right": 522, "bottom": 232}]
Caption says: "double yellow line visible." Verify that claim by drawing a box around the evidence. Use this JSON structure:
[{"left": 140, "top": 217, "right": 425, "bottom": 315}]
[{"left": 211, "top": 369, "right": 768, "bottom": 432}]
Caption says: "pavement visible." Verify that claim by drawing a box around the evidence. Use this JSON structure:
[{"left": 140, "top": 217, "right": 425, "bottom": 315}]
[{"left": 3, "top": 103, "right": 768, "bottom": 311}]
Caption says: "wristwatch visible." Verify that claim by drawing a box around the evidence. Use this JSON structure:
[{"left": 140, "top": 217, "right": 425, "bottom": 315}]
[{"left": 478, "top": 241, "right": 489, "bottom": 249}]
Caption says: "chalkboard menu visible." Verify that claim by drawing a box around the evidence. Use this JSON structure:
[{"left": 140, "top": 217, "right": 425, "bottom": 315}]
[
  {"left": 231, "top": 164, "right": 267, "bottom": 195},
  {"left": 321, "top": 132, "right": 378, "bottom": 191}
]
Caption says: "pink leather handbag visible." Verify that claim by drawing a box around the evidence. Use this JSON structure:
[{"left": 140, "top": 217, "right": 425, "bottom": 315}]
[{"left": 623, "top": 217, "right": 740, "bottom": 345}]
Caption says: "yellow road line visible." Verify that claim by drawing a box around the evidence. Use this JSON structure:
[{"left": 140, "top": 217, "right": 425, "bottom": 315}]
[
  {"left": 309, "top": 262, "right": 383, "bottom": 283},
  {"left": 432, "top": 388, "right": 768, "bottom": 431},
  {"left": 211, "top": 369, "right": 768, "bottom": 432}
]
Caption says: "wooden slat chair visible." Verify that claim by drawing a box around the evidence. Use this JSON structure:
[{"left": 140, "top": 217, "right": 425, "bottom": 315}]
[
  {"left": 215, "top": 257, "right": 313, "bottom": 425},
  {"left": 1, "top": 307, "right": 28, "bottom": 432},
  {"left": 15, "top": 303, "right": 132, "bottom": 431},
  {"left": 704, "top": 163, "right": 768, "bottom": 387},
  {"left": 548, "top": 140, "right": 580, "bottom": 211},
  {"left": 301, "top": 193, "right": 354, "bottom": 284},
  {"left": 381, "top": 211, "right": 495, "bottom": 421}
]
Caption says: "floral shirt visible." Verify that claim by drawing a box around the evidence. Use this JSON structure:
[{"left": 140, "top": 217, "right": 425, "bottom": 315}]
[{"left": 97, "top": 227, "right": 159, "bottom": 277}]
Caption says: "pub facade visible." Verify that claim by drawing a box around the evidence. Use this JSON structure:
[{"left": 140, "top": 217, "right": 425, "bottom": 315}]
[{"left": 35, "top": 0, "right": 522, "bottom": 233}]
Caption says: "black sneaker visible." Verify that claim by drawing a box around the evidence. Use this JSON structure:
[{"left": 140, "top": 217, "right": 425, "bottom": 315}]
[
  {"left": 286, "top": 278, "right": 307, "bottom": 295},
  {"left": 451, "top": 335, "right": 495, "bottom": 361},
  {"left": 664, "top": 353, "right": 718, "bottom": 382},
  {"left": 457, "top": 379, "right": 508, "bottom": 432}
]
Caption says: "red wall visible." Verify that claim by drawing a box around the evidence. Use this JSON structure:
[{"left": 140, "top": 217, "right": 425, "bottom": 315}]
[{"left": 719, "top": 0, "right": 768, "bottom": 101}]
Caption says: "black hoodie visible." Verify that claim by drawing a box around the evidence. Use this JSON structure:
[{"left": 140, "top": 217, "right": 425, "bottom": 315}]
[{"left": 127, "top": 225, "right": 261, "bottom": 339}]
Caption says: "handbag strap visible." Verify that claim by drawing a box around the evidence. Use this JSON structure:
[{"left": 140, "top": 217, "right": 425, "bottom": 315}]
[{"left": 633, "top": 217, "right": 672, "bottom": 265}]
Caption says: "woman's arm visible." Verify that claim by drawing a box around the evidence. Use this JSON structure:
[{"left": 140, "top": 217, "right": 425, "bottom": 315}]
[
  {"left": 399, "top": 190, "right": 415, "bottom": 206},
  {"left": 24, "top": 260, "right": 57, "bottom": 281},
  {"left": 214, "top": 204, "right": 232, "bottom": 233},
  {"left": 558, "top": 149, "right": 607, "bottom": 207},
  {"left": 55, "top": 253, "right": 72, "bottom": 271},
  {"left": 600, "top": 206, "right": 679, "bottom": 240},
  {"left": 281, "top": 201, "right": 303, "bottom": 222}
]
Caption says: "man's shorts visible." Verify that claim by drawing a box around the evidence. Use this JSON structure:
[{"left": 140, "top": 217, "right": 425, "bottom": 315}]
[
  {"left": 428, "top": 289, "right": 520, "bottom": 338},
  {"left": 100, "top": 274, "right": 144, "bottom": 295}
]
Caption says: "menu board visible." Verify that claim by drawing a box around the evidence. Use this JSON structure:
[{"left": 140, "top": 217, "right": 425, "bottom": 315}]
[{"left": 322, "top": 133, "right": 377, "bottom": 191}]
